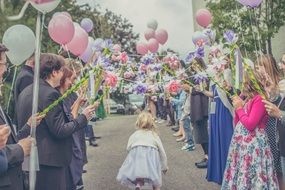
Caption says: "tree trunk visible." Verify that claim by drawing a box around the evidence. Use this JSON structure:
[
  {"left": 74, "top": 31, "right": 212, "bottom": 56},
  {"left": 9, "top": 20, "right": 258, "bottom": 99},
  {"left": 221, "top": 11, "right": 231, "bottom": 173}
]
[{"left": 267, "top": 37, "right": 273, "bottom": 56}]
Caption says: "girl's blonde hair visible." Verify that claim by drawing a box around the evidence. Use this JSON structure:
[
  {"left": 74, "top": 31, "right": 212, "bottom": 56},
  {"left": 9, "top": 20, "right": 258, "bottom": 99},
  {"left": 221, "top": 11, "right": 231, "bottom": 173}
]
[
  {"left": 136, "top": 112, "right": 157, "bottom": 133},
  {"left": 255, "top": 54, "right": 281, "bottom": 86}
]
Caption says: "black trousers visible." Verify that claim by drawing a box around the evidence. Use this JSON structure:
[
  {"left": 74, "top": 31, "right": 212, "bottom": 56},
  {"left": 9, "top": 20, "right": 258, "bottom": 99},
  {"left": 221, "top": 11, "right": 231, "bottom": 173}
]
[{"left": 35, "top": 165, "right": 66, "bottom": 190}]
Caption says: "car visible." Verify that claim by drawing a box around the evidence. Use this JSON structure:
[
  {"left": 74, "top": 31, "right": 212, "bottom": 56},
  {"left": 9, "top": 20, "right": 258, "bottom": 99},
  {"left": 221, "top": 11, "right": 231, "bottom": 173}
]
[
  {"left": 125, "top": 94, "right": 145, "bottom": 115},
  {"left": 106, "top": 99, "right": 125, "bottom": 114}
]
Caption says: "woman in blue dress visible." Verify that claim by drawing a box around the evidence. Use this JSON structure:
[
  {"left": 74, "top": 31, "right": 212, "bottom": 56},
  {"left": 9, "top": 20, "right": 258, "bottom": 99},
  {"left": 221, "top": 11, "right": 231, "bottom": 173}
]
[{"left": 201, "top": 82, "right": 234, "bottom": 184}]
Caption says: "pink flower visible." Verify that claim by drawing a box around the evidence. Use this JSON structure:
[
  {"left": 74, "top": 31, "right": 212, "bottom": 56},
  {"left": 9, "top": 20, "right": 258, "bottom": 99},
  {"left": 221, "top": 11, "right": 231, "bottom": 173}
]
[
  {"left": 140, "top": 65, "right": 147, "bottom": 73},
  {"left": 165, "top": 80, "right": 181, "bottom": 94},
  {"left": 120, "top": 52, "right": 128, "bottom": 64},
  {"left": 124, "top": 71, "right": 134, "bottom": 79},
  {"left": 244, "top": 135, "right": 253, "bottom": 143},
  {"left": 104, "top": 72, "right": 118, "bottom": 88}
]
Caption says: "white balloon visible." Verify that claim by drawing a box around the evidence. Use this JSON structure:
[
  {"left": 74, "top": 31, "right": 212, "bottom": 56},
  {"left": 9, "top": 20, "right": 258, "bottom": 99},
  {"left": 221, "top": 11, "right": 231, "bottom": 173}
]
[
  {"left": 147, "top": 19, "right": 158, "bottom": 30},
  {"left": 30, "top": 0, "right": 61, "bottom": 14},
  {"left": 2, "top": 25, "right": 36, "bottom": 65}
]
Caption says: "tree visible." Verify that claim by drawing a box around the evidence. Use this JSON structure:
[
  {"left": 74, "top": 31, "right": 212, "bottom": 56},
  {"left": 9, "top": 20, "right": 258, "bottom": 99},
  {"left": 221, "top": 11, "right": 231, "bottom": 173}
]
[
  {"left": 0, "top": 0, "right": 139, "bottom": 113},
  {"left": 205, "top": 0, "right": 285, "bottom": 56}
]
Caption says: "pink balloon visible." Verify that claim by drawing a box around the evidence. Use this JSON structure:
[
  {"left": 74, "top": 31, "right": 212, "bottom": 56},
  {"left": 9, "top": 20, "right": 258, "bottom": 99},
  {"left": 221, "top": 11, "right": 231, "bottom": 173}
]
[
  {"left": 147, "top": 38, "right": 159, "bottom": 53},
  {"left": 66, "top": 24, "right": 89, "bottom": 56},
  {"left": 48, "top": 14, "right": 75, "bottom": 45},
  {"left": 30, "top": 0, "right": 53, "bottom": 4},
  {"left": 155, "top": 29, "right": 168, "bottom": 45},
  {"left": 144, "top": 29, "right": 155, "bottom": 41},
  {"left": 136, "top": 43, "right": 148, "bottom": 55},
  {"left": 53, "top": 12, "right": 72, "bottom": 20},
  {"left": 195, "top": 9, "right": 212, "bottom": 28}
]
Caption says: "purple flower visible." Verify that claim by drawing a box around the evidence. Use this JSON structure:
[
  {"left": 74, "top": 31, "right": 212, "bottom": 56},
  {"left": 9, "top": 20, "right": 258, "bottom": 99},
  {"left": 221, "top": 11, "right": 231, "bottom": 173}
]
[
  {"left": 141, "top": 53, "right": 155, "bottom": 65},
  {"left": 195, "top": 47, "right": 205, "bottom": 58},
  {"left": 102, "top": 39, "right": 113, "bottom": 50},
  {"left": 224, "top": 30, "right": 237, "bottom": 44},
  {"left": 134, "top": 83, "right": 147, "bottom": 94},
  {"left": 185, "top": 51, "right": 195, "bottom": 63},
  {"left": 153, "top": 64, "right": 162, "bottom": 72},
  {"left": 193, "top": 73, "right": 208, "bottom": 84}
]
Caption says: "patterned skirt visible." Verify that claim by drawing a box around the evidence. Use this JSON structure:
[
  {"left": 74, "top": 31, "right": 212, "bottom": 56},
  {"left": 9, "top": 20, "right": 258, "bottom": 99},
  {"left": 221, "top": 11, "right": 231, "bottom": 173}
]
[{"left": 222, "top": 122, "right": 279, "bottom": 190}]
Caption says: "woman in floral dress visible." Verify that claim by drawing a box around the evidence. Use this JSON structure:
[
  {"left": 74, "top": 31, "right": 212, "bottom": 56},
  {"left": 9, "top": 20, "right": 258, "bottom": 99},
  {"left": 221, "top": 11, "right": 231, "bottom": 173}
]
[{"left": 222, "top": 71, "right": 279, "bottom": 189}]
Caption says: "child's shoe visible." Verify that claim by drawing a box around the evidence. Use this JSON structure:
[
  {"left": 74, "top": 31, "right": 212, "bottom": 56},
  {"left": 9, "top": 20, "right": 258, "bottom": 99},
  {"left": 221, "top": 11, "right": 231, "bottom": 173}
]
[{"left": 135, "top": 184, "right": 141, "bottom": 190}]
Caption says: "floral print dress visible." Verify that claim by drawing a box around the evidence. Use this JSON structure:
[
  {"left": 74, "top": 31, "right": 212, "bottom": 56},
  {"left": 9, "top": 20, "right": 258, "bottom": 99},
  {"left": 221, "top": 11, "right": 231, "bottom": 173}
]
[{"left": 221, "top": 103, "right": 279, "bottom": 190}]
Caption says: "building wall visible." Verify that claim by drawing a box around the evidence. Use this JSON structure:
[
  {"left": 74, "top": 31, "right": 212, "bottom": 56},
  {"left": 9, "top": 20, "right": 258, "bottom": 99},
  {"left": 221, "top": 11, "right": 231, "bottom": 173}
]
[{"left": 192, "top": 0, "right": 285, "bottom": 60}]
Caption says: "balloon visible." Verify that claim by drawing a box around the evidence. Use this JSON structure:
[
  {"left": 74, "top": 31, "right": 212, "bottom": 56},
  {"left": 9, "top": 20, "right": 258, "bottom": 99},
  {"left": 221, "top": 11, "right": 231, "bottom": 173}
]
[
  {"left": 238, "top": 0, "right": 263, "bottom": 7},
  {"left": 79, "top": 37, "right": 94, "bottom": 63},
  {"left": 48, "top": 14, "right": 75, "bottom": 45},
  {"left": 237, "top": 0, "right": 248, "bottom": 6},
  {"left": 80, "top": 18, "right": 94, "bottom": 33},
  {"left": 147, "top": 19, "right": 158, "bottom": 30},
  {"left": 65, "top": 23, "right": 89, "bottom": 56},
  {"left": 192, "top": 31, "right": 208, "bottom": 45},
  {"left": 136, "top": 43, "right": 148, "bottom": 55},
  {"left": 2, "top": 25, "right": 36, "bottom": 65},
  {"left": 113, "top": 44, "right": 121, "bottom": 53},
  {"left": 30, "top": 0, "right": 60, "bottom": 14},
  {"left": 30, "top": 0, "right": 54, "bottom": 3},
  {"left": 195, "top": 9, "right": 212, "bottom": 28},
  {"left": 248, "top": 0, "right": 263, "bottom": 7},
  {"left": 52, "top": 12, "right": 71, "bottom": 20},
  {"left": 155, "top": 29, "right": 168, "bottom": 45},
  {"left": 147, "top": 38, "right": 159, "bottom": 53},
  {"left": 144, "top": 28, "right": 155, "bottom": 41}
]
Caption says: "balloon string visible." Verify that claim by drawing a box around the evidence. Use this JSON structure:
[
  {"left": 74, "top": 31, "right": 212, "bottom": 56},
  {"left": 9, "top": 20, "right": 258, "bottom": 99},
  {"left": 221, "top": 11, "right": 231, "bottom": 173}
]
[
  {"left": 253, "top": 8, "right": 263, "bottom": 54},
  {"left": 6, "top": 66, "right": 18, "bottom": 112},
  {"left": 248, "top": 8, "right": 259, "bottom": 59},
  {"left": 235, "top": 3, "right": 249, "bottom": 58}
]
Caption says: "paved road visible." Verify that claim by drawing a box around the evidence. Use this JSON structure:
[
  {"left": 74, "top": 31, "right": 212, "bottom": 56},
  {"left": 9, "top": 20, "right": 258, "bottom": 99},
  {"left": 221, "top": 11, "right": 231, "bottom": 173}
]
[{"left": 83, "top": 115, "right": 220, "bottom": 190}]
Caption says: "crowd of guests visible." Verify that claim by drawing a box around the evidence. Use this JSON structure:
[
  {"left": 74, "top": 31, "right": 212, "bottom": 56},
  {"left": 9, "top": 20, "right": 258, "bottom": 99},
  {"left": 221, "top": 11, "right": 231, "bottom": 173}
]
[
  {"left": 0, "top": 43, "right": 103, "bottom": 190},
  {"left": 142, "top": 51, "right": 285, "bottom": 189}
]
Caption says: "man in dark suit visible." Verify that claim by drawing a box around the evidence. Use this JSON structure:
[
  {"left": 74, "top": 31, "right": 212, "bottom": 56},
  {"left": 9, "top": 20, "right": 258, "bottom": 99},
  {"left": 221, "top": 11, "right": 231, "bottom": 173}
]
[
  {"left": 0, "top": 43, "right": 35, "bottom": 190},
  {"left": 13, "top": 56, "right": 34, "bottom": 126},
  {"left": 0, "top": 125, "right": 10, "bottom": 174},
  {"left": 17, "top": 53, "right": 97, "bottom": 190}
]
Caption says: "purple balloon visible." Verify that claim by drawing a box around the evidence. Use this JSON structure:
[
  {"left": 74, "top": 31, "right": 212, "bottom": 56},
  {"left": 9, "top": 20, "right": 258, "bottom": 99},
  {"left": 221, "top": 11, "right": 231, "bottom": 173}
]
[
  {"left": 238, "top": 0, "right": 248, "bottom": 6},
  {"left": 80, "top": 37, "right": 94, "bottom": 63},
  {"left": 238, "top": 0, "right": 263, "bottom": 7},
  {"left": 80, "top": 18, "right": 94, "bottom": 33},
  {"left": 248, "top": 0, "right": 263, "bottom": 7}
]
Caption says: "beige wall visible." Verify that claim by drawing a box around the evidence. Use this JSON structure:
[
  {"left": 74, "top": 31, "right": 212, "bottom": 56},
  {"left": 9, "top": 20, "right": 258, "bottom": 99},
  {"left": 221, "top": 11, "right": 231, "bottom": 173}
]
[{"left": 192, "top": 0, "right": 285, "bottom": 60}]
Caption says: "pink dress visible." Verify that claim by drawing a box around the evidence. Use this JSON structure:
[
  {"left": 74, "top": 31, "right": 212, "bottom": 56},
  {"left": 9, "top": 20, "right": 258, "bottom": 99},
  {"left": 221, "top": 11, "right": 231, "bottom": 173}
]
[{"left": 222, "top": 95, "right": 279, "bottom": 190}]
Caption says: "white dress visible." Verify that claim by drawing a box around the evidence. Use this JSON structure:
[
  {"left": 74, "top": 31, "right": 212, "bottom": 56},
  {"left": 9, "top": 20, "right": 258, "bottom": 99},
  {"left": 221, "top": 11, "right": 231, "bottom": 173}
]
[{"left": 117, "top": 130, "right": 168, "bottom": 189}]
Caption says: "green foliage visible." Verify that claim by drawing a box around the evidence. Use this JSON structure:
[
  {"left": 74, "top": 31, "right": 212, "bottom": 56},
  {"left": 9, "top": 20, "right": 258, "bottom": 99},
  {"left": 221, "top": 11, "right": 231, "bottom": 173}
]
[{"left": 206, "top": 0, "right": 285, "bottom": 56}]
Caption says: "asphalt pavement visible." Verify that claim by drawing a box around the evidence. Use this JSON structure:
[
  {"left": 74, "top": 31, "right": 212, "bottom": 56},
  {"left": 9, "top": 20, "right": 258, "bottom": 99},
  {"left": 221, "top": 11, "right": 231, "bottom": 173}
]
[{"left": 82, "top": 115, "right": 220, "bottom": 190}]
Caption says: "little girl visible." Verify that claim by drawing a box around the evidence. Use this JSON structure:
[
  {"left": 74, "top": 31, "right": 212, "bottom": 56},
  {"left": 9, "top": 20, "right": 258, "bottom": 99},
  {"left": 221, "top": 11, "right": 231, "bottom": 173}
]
[
  {"left": 117, "top": 112, "right": 168, "bottom": 190},
  {"left": 221, "top": 71, "right": 279, "bottom": 189}
]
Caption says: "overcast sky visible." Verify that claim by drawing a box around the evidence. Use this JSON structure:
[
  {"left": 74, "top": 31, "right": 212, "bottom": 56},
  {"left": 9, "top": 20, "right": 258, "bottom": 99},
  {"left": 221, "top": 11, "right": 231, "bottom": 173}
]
[{"left": 77, "top": 0, "right": 195, "bottom": 58}]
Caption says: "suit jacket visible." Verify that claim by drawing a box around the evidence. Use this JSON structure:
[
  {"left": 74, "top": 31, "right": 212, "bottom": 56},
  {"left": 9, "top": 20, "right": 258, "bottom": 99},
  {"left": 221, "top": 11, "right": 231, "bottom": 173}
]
[
  {"left": 0, "top": 109, "right": 31, "bottom": 190},
  {"left": 13, "top": 65, "right": 34, "bottom": 125},
  {"left": 16, "top": 79, "right": 87, "bottom": 167},
  {"left": 0, "top": 150, "right": 7, "bottom": 175},
  {"left": 190, "top": 88, "right": 209, "bottom": 123}
]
